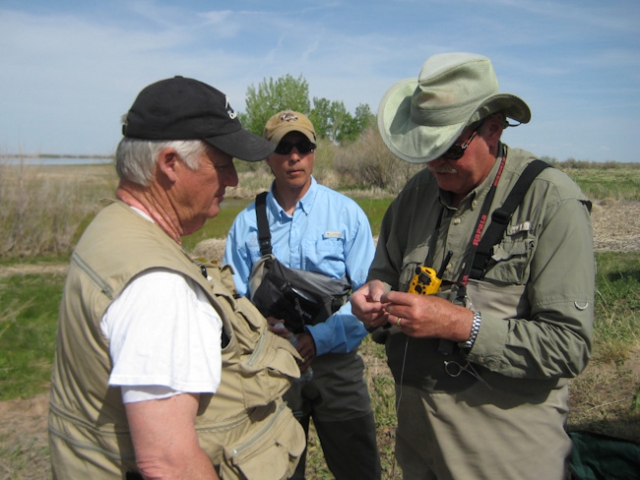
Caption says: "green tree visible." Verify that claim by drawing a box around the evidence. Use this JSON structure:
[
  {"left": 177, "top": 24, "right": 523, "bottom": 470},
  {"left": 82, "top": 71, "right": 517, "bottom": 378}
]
[
  {"left": 241, "top": 74, "right": 311, "bottom": 135},
  {"left": 308, "top": 97, "right": 331, "bottom": 140},
  {"left": 309, "top": 98, "right": 375, "bottom": 143},
  {"left": 240, "top": 73, "right": 375, "bottom": 143},
  {"left": 354, "top": 103, "right": 376, "bottom": 132}
]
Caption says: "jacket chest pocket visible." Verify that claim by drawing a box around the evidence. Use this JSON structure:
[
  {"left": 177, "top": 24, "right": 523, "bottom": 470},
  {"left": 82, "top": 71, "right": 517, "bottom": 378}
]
[{"left": 484, "top": 230, "right": 536, "bottom": 285}]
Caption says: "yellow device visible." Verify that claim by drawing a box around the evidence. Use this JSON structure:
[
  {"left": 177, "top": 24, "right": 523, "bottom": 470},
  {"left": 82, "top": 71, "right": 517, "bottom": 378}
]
[
  {"left": 408, "top": 266, "right": 441, "bottom": 295},
  {"left": 408, "top": 251, "right": 453, "bottom": 296}
]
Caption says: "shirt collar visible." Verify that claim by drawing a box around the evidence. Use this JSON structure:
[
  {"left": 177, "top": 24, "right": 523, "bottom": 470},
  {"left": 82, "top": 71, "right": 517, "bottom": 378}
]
[{"left": 268, "top": 176, "right": 318, "bottom": 218}]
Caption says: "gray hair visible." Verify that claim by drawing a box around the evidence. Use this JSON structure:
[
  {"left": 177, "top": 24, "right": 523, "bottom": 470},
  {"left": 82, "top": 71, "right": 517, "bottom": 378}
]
[{"left": 115, "top": 138, "right": 207, "bottom": 186}]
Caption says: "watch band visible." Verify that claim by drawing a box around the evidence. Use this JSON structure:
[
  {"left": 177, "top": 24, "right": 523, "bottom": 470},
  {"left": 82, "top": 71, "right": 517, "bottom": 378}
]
[{"left": 460, "top": 310, "right": 481, "bottom": 349}]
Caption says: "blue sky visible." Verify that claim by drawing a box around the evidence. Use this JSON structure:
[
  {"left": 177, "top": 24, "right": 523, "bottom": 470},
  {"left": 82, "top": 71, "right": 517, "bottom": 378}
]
[{"left": 1, "top": 0, "right": 638, "bottom": 162}]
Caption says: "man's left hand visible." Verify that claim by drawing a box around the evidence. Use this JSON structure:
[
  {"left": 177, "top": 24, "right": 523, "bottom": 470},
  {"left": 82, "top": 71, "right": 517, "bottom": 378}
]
[{"left": 381, "top": 290, "right": 473, "bottom": 342}]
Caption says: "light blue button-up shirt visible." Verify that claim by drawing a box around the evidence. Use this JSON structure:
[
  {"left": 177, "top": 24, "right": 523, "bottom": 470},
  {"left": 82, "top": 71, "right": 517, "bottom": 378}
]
[{"left": 224, "top": 177, "right": 374, "bottom": 355}]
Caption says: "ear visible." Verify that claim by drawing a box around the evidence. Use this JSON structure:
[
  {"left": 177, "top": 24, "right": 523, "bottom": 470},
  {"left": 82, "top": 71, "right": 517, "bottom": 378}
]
[
  {"left": 156, "top": 147, "right": 180, "bottom": 183},
  {"left": 265, "top": 155, "right": 276, "bottom": 174},
  {"left": 482, "top": 114, "right": 505, "bottom": 150}
]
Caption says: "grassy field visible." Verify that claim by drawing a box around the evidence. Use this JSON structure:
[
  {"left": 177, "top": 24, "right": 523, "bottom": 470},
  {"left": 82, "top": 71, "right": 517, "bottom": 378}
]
[{"left": 1, "top": 159, "right": 639, "bottom": 478}]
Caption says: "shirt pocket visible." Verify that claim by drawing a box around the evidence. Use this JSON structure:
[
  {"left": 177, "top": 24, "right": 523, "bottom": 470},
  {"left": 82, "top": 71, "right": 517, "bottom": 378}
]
[
  {"left": 484, "top": 230, "right": 536, "bottom": 285},
  {"left": 302, "top": 236, "right": 346, "bottom": 276},
  {"left": 400, "top": 242, "right": 431, "bottom": 292}
]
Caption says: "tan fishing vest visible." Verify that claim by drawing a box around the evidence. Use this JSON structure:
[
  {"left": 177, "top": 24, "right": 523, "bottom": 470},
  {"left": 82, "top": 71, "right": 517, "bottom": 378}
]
[{"left": 48, "top": 201, "right": 305, "bottom": 479}]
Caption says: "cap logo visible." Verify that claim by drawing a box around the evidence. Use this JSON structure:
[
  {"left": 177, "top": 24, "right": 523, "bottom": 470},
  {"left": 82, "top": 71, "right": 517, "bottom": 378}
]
[
  {"left": 280, "top": 112, "right": 299, "bottom": 123},
  {"left": 225, "top": 97, "right": 237, "bottom": 120}
]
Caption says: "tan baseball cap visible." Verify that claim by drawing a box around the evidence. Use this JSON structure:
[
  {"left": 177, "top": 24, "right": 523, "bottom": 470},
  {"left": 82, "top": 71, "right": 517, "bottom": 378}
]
[{"left": 263, "top": 110, "right": 317, "bottom": 146}]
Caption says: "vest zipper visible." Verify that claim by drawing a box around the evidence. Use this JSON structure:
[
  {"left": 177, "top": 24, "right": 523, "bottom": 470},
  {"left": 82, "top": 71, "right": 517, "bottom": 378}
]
[
  {"left": 230, "top": 401, "right": 287, "bottom": 458},
  {"left": 246, "top": 329, "right": 267, "bottom": 367},
  {"left": 72, "top": 251, "right": 115, "bottom": 299}
]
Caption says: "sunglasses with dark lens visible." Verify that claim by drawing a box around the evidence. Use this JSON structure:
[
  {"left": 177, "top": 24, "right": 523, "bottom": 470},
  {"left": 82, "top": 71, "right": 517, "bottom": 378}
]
[
  {"left": 442, "top": 122, "right": 483, "bottom": 160},
  {"left": 274, "top": 140, "right": 315, "bottom": 155}
]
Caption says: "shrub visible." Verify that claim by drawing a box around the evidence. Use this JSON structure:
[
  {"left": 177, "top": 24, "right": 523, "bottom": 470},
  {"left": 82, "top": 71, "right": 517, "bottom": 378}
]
[{"left": 334, "top": 126, "right": 424, "bottom": 194}]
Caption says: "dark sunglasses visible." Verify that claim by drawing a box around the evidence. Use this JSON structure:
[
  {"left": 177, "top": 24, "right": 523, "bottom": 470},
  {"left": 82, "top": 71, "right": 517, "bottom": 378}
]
[
  {"left": 274, "top": 140, "right": 315, "bottom": 155},
  {"left": 442, "top": 121, "right": 484, "bottom": 160}
]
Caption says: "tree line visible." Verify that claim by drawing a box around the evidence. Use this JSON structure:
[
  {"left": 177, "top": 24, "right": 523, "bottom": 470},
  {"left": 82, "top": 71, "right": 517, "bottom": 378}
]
[{"left": 238, "top": 74, "right": 375, "bottom": 143}]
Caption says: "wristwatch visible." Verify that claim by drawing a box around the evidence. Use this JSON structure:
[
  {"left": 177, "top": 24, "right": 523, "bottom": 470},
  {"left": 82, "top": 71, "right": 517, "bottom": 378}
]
[{"left": 459, "top": 310, "right": 481, "bottom": 350}]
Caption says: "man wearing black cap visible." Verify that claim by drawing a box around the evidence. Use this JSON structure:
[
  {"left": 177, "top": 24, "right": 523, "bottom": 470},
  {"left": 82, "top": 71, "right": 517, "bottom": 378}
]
[
  {"left": 48, "top": 77, "right": 305, "bottom": 479},
  {"left": 351, "top": 53, "right": 595, "bottom": 479}
]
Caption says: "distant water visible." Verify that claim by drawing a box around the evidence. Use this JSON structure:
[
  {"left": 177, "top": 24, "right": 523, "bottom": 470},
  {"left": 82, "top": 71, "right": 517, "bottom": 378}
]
[{"left": 3, "top": 157, "right": 113, "bottom": 166}]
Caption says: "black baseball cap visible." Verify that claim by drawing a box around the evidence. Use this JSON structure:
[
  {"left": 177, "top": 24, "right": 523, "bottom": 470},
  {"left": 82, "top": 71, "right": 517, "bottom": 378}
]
[{"left": 122, "top": 76, "right": 274, "bottom": 162}]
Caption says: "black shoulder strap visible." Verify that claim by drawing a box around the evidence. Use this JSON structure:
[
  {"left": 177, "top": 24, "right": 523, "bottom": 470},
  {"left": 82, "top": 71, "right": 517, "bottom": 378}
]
[
  {"left": 255, "top": 192, "right": 272, "bottom": 256},
  {"left": 470, "top": 159, "right": 551, "bottom": 280}
]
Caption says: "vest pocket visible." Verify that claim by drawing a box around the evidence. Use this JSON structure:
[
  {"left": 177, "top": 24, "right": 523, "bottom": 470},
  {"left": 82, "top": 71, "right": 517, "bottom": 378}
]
[
  {"left": 484, "top": 231, "right": 536, "bottom": 285},
  {"left": 220, "top": 401, "right": 305, "bottom": 480},
  {"left": 238, "top": 328, "right": 301, "bottom": 409}
]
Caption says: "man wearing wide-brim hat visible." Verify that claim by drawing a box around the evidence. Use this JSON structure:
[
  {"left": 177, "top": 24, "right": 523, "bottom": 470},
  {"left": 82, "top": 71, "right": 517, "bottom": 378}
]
[{"left": 351, "top": 53, "right": 595, "bottom": 479}]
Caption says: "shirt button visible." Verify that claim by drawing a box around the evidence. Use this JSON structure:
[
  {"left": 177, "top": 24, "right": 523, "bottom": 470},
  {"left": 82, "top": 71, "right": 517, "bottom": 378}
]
[
  {"left": 453, "top": 217, "right": 461, "bottom": 225},
  {"left": 472, "top": 200, "right": 478, "bottom": 209}
]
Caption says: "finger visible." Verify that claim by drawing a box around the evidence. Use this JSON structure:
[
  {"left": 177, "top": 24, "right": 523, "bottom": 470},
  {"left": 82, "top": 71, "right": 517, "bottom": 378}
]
[{"left": 366, "top": 280, "right": 386, "bottom": 302}]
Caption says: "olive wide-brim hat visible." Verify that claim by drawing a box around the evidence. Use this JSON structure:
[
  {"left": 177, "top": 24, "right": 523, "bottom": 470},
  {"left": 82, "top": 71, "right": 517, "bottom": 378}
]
[{"left": 378, "top": 53, "right": 531, "bottom": 164}]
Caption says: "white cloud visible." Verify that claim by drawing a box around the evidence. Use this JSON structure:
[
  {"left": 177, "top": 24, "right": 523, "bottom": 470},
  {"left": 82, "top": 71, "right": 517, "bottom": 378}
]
[{"left": 0, "top": 1, "right": 637, "bottom": 161}]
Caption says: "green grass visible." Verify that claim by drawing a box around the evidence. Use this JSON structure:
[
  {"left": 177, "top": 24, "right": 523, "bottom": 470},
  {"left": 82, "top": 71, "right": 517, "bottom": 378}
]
[
  {"left": 556, "top": 164, "right": 640, "bottom": 201},
  {"left": 354, "top": 197, "right": 394, "bottom": 237},
  {"left": 0, "top": 273, "right": 65, "bottom": 400},
  {"left": 181, "top": 195, "right": 394, "bottom": 253},
  {"left": 182, "top": 198, "right": 254, "bottom": 251},
  {"left": 591, "top": 252, "right": 640, "bottom": 364}
]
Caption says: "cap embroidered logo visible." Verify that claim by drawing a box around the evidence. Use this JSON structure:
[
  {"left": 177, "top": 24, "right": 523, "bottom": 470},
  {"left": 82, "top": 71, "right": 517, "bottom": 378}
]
[
  {"left": 225, "top": 97, "right": 237, "bottom": 119},
  {"left": 280, "top": 112, "right": 299, "bottom": 122}
]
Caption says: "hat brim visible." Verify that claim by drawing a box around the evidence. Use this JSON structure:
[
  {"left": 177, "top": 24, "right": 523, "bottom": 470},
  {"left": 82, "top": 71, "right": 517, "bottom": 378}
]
[
  {"left": 378, "top": 78, "right": 531, "bottom": 164},
  {"left": 268, "top": 125, "right": 316, "bottom": 146},
  {"left": 204, "top": 129, "right": 275, "bottom": 162}
]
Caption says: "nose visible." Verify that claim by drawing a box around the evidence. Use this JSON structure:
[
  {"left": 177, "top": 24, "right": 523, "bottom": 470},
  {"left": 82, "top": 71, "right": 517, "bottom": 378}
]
[
  {"left": 218, "top": 163, "right": 238, "bottom": 187},
  {"left": 224, "top": 163, "right": 239, "bottom": 187}
]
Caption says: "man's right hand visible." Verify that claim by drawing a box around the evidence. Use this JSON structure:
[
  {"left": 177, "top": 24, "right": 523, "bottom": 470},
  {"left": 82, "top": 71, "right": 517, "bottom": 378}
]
[
  {"left": 350, "top": 280, "right": 390, "bottom": 330},
  {"left": 267, "top": 317, "right": 295, "bottom": 341}
]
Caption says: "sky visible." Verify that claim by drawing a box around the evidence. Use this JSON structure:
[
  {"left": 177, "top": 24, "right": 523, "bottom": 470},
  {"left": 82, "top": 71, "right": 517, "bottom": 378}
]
[{"left": 1, "top": 0, "right": 639, "bottom": 162}]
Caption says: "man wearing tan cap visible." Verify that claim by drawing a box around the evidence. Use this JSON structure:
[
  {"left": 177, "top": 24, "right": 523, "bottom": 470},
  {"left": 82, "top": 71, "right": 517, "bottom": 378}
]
[
  {"left": 351, "top": 53, "right": 594, "bottom": 479},
  {"left": 225, "top": 110, "right": 381, "bottom": 479}
]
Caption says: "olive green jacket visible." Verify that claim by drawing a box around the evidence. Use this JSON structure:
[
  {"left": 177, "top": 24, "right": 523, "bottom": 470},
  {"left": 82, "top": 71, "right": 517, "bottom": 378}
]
[{"left": 371, "top": 145, "right": 594, "bottom": 395}]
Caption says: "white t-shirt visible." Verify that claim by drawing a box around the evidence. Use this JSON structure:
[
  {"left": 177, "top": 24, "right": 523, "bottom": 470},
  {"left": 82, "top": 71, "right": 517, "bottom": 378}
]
[{"left": 100, "top": 268, "right": 223, "bottom": 404}]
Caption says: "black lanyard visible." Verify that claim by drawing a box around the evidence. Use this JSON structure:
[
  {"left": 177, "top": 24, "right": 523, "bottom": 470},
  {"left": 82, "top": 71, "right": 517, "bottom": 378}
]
[
  {"left": 455, "top": 146, "right": 508, "bottom": 294},
  {"left": 436, "top": 147, "right": 508, "bottom": 357}
]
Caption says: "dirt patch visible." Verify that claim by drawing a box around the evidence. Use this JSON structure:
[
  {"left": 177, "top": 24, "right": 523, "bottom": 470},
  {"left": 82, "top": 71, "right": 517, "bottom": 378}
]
[
  {"left": 591, "top": 199, "right": 640, "bottom": 252},
  {"left": 0, "top": 393, "right": 50, "bottom": 479},
  {"left": 0, "top": 264, "right": 68, "bottom": 279},
  {"left": 568, "top": 344, "right": 640, "bottom": 443}
]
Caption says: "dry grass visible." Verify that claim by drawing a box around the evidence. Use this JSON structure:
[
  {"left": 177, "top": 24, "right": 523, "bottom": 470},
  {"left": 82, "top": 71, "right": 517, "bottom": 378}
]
[{"left": 0, "top": 162, "right": 117, "bottom": 258}]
